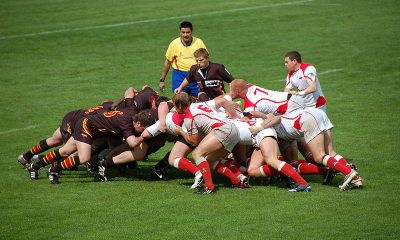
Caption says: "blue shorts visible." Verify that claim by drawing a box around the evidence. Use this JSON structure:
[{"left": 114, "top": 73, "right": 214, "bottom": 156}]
[{"left": 172, "top": 69, "right": 200, "bottom": 96}]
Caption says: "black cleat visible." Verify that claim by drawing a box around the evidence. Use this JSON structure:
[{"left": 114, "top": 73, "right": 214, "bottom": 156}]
[
  {"left": 288, "top": 184, "right": 311, "bottom": 192},
  {"left": 194, "top": 187, "right": 216, "bottom": 194},
  {"left": 18, "top": 155, "right": 30, "bottom": 169},
  {"left": 323, "top": 169, "right": 337, "bottom": 185},
  {"left": 150, "top": 167, "right": 168, "bottom": 180},
  {"left": 47, "top": 169, "right": 60, "bottom": 184},
  {"left": 349, "top": 163, "right": 358, "bottom": 171},
  {"left": 86, "top": 162, "right": 96, "bottom": 174},
  {"left": 97, "top": 160, "right": 108, "bottom": 182},
  {"left": 232, "top": 176, "right": 250, "bottom": 189},
  {"left": 26, "top": 164, "right": 38, "bottom": 180}
]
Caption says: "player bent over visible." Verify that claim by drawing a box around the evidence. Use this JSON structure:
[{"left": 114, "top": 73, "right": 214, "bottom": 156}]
[
  {"left": 44, "top": 110, "right": 151, "bottom": 184},
  {"left": 250, "top": 108, "right": 363, "bottom": 191}
]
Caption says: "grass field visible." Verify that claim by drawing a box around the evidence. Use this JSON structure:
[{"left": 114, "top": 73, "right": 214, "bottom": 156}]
[{"left": 1, "top": 0, "right": 399, "bottom": 239}]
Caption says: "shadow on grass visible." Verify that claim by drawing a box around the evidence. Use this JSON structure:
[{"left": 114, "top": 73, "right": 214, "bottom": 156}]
[{"left": 35, "top": 159, "right": 348, "bottom": 191}]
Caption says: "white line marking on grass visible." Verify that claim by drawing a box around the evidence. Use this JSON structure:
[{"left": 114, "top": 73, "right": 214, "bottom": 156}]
[
  {"left": 0, "top": 125, "right": 39, "bottom": 135},
  {"left": 274, "top": 68, "right": 343, "bottom": 82},
  {"left": 0, "top": 0, "right": 314, "bottom": 40}
]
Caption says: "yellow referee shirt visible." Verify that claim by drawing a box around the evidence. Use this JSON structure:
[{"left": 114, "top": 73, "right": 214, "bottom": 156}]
[{"left": 165, "top": 37, "right": 207, "bottom": 72}]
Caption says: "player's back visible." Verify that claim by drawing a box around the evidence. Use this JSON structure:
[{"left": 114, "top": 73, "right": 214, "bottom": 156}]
[
  {"left": 184, "top": 101, "right": 227, "bottom": 135},
  {"left": 244, "top": 85, "right": 288, "bottom": 113},
  {"left": 88, "top": 109, "right": 136, "bottom": 137},
  {"left": 274, "top": 109, "right": 303, "bottom": 140}
]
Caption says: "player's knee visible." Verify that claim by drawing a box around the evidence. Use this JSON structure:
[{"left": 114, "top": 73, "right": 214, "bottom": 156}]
[{"left": 247, "top": 167, "right": 258, "bottom": 177}]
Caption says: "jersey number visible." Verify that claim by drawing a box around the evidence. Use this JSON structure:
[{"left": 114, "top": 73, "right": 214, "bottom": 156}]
[
  {"left": 103, "top": 111, "right": 123, "bottom": 118},
  {"left": 197, "top": 105, "right": 213, "bottom": 113},
  {"left": 253, "top": 87, "right": 269, "bottom": 96},
  {"left": 85, "top": 105, "right": 104, "bottom": 114}
]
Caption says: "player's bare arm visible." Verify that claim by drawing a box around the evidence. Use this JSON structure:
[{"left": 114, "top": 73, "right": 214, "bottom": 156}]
[
  {"left": 126, "top": 135, "right": 145, "bottom": 148},
  {"left": 176, "top": 126, "right": 199, "bottom": 147},
  {"left": 249, "top": 115, "right": 281, "bottom": 135}
]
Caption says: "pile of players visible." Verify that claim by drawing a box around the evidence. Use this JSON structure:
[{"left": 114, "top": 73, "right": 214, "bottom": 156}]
[{"left": 17, "top": 50, "right": 363, "bottom": 193}]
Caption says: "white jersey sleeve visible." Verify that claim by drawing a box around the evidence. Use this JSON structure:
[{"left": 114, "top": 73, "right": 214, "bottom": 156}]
[
  {"left": 286, "top": 63, "right": 326, "bottom": 110},
  {"left": 147, "top": 112, "right": 186, "bottom": 137},
  {"left": 304, "top": 65, "right": 317, "bottom": 82},
  {"left": 146, "top": 121, "right": 161, "bottom": 137}
]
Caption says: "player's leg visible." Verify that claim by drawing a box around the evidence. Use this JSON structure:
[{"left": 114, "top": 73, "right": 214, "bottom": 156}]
[
  {"left": 323, "top": 130, "right": 363, "bottom": 188},
  {"left": 18, "top": 127, "right": 63, "bottom": 167},
  {"left": 230, "top": 144, "right": 248, "bottom": 173},
  {"left": 44, "top": 138, "right": 79, "bottom": 184},
  {"left": 297, "top": 139, "right": 316, "bottom": 163},
  {"left": 167, "top": 140, "right": 201, "bottom": 184},
  {"left": 219, "top": 145, "right": 248, "bottom": 185},
  {"left": 278, "top": 139, "right": 299, "bottom": 167},
  {"left": 247, "top": 149, "right": 278, "bottom": 177},
  {"left": 46, "top": 127, "right": 64, "bottom": 147},
  {"left": 98, "top": 142, "right": 148, "bottom": 181},
  {"left": 307, "top": 132, "right": 351, "bottom": 175},
  {"left": 324, "top": 129, "right": 351, "bottom": 167},
  {"left": 26, "top": 136, "right": 76, "bottom": 180},
  {"left": 168, "top": 141, "right": 202, "bottom": 188},
  {"left": 279, "top": 139, "right": 327, "bottom": 176},
  {"left": 259, "top": 137, "right": 310, "bottom": 192},
  {"left": 212, "top": 154, "right": 245, "bottom": 188},
  {"left": 307, "top": 131, "right": 357, "bottom": 190},
  {"left": 192, "top": 132, "right": 225, "bottom": 193}
]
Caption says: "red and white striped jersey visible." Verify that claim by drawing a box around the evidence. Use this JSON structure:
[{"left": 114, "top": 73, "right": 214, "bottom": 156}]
[
  {"left": 183, "top": 100, "right": 228, "bottom": 136},
  {"left": 285, "top": 63, "right": 326, "bottom": 110},
  {"left": 273, "top": 108, "right": 333, "bottom": 142},
  {"left": 184, "top": 99, "right": 277, "bottom": 146},
  {"left": 274, "top": 110, "right": 304, "bottom": 141},
  {"left": 243, "top": 84, "right": 301, "bottom": 115}
]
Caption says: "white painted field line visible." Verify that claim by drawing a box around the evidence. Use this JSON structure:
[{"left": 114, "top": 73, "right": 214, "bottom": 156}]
[
  {"left": 0, "top": 125, "right": 39, "bottom": 135},
  {"left": 0, "top": 0, "right": 314, "bottom": 40},
  {"left": 274, "top": 68, "right": 343, "bottom": 82}
]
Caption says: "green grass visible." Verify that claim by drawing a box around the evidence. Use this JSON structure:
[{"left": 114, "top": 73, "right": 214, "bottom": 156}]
[{"left": 1, "top": 0, "right": 399, "bottom": 239}]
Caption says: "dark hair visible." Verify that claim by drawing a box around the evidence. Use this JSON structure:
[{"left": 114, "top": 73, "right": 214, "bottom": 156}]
[
  {"left": 180, "top": 21, "right": 193, "bottom": 30},
  {"left": 132, "top": 110, "right": 152, "bottom": 127},
  {"left": 155, "top": 96, "right": 170, "bottom": 107},
  {"left": 285, "top": 51, "right": 302, "bottom": 62}
]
